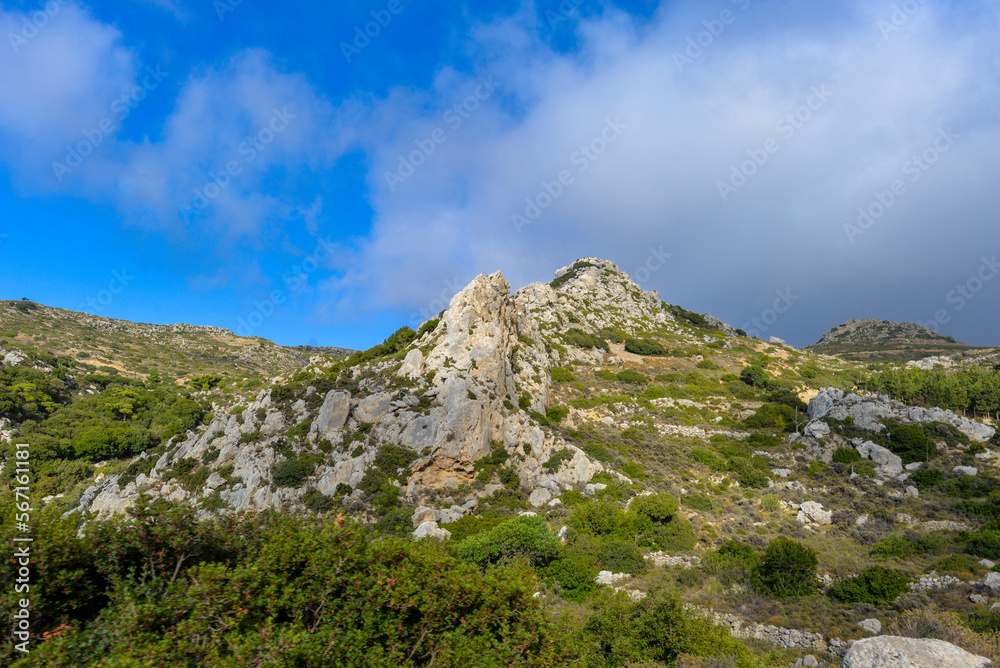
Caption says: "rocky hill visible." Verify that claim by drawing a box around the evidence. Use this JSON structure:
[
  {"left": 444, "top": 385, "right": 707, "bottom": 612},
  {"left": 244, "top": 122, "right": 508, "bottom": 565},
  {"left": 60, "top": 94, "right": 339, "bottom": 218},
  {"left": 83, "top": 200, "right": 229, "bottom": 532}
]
[
  {"left": 0, "top": 299, "right": 344, "bottom": 383},
  {"left": 4, "top": 259, "right": 1000, "bottom": 666},
  {"left": 807, "top": 318, "right": 979, "bottom": 362}
]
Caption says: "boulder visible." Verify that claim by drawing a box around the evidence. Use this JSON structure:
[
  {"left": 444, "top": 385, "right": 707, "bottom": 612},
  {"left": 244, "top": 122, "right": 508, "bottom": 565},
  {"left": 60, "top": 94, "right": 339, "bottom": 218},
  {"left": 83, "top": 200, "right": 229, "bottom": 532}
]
[
  {"left": 528, "top": 487, "right": 553, "bottom": 507},
  {"left": 856, "top": 440, "right": 903, "bottom": 477},
  {"left": 413, "top": 521, "right": 451, "bottom": 541},
  {"left": 983, "top": 572, "right": 1000, "bottom": 595},
  {"left": 859, "top": 618, "right": 882, "bottom": 634},
  {"left": 797, "top": 501, "right": 832, "bottom": 526},
  {"left": 803, "top": 420, "right": 831, "bottom": 438},
  {"left": 954, "top": 466, "right": 978, "bottom": 477},
  {"left": 842, "top": 636, "right": 991, "bottom": 668},
  {"left": 312, "top": 390, "right": 351, "bottom": 440},
  {"left": 807, "top": 388, "right": 843, "bottom": 420}
]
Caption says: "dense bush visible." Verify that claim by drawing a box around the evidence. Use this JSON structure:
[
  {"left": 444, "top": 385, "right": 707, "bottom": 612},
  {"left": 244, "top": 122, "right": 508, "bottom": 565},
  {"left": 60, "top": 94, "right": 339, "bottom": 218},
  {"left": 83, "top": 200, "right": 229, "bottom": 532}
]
[
  {"left": 832, "top": 446, "right": 861, "bottom": 465},
  {"left": 870, "top": 534, "right": 914, "bottom": 558},
  {"left": 564, "top": 328, "right": 609, "bottom": 351},
  {"left": 584, "top": 588, "right": 763, "bottom": 668},
  {"left": 624, "top": 338, "right": 667, "bottom": 356},
  {"left": 616, "top": 370, "right": 648, "bottom": 385},
  {"left": 273, "top": 458, "right": 307, "bottom": 487},
  {"left": 888, "top": 424, "right": 934, "bottom": 464},
  {"left": 829, "top": 566, "right": 911, "bottom": 605},
  {"left": 744, "top": 404, "right": 795, "bottom": 431},
  {"left": 597, "top": 540, "right": 649, "bottom": 575},
  {"left": 754, "top": 538, "right": 818, "bottom": 598},
  {"left": 455, "top": 515, "right": 561, "bottom": 569},
  {"left": 739, "top": 365, "right": 770, "bottom": 389},
  {"left": 302, "top": 486, "right": 336, "bottom": 512},
  {"left": 550, "top": 366, "right": 576, "bottom": 382},
  {"left": 703, "top": 541, "right": 759, "bottom": 586},
  {"left": 650, "top": 516, "right": 697, "bottom": 552},
  {"left": 630, "top": 493, "right": 679, "bottom": 523}
]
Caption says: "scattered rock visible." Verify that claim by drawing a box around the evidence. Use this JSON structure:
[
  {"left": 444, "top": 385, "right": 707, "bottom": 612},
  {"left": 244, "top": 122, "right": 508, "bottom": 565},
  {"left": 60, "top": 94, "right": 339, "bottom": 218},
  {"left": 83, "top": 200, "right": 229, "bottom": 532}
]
[
  {"left": 954, "top": 466, "right": 978, "bottom": 477},
  {"left": 982, "top": 572, "right": 1000, "bottom": 595},
  {"left": 803, "top": 421, "right": 830, "bottom": 438},
  {"left": 797, "top": 501, "right": 832, "bottom": 526},
  {"left": 528, "top": 487, "right": 552, "bottom": 507},
  {"left": 905, "top": 486, "right": 919, "bottom": 498},
  {"left": 859, "top": 618, "right": 882, "bottom": 634},
  {"left": 970, "top": 594, "right": 988, "bottom": 604},
  {"left": 412, "top": 521, "right": 451, "bottom": 541}
]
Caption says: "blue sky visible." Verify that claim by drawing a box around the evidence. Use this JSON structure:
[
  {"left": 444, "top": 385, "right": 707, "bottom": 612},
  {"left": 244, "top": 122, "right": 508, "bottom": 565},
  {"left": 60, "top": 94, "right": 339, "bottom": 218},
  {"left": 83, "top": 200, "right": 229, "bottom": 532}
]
[{"left": 0, "top": 0, "right": 998, "bottom": 350}]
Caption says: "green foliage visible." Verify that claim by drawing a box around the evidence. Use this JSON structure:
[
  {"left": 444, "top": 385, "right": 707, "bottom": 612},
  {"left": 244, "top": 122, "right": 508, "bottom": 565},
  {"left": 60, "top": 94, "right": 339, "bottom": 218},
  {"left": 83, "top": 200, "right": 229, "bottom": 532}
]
[
  {"left": 301, "top": 486, "right": 336, "bottom": 513},
  {"left": 829, "top": 566, "right": 911, "bottom": 605},
  {"left": 598, "top": 540, "right": 649, "bottom": 575},
  {"left": 624, "top": 338, "right": 667, "bottom": 356},
  {"left": 691, "top": 448, "right": 726, "bottom": 471},
  {"left": 550, "top": 260, "right": 596, "bottom": 288},
  {"left": 888, "top": 423, "right": 935, "bottom": 464},
  {"left": 344, "top": 326, "right": 418, "bottom": 368},
  {"left": 543, "top": 447, "right": 574, "bottom": 471},
  {"left": 546, "top": 405, "right": 569, "bottom": 423},
  {"left": 616, "top": 369, "right": 647, "bottom": 385},
  {"left": 667, "top": 304, "right": 711, "bottom": 329},
  {"left": 630, "top": 493, "right": 678, "bottom": 523},
  {"left": 754, "top": 538, "right": 818, "bottom": 598},
  {"left": 739, "top": 365, "right": 770, "bottom": 388},
  {"left": 563, "top": 328, "right": 609, "bottom": 351},
  {"left": 870, "top": 534, "right": 914, "bottom": 558},
  {"left": 372, "top": 506, "right": 414, "bottom": 537},
  {"left": 583, "top": 587, "right": 763, "bottom": 668},
  {"left": 273, "top": 458, "right": 307, "bottom": 487},
  {"left": 620, "top": 461, "right": 645, "bottom": 479},
  {"left": 544, "top": 551, "right": 599, "bottom": 602},
  {"left": 703, "top": 541, "right": 759, "bottom": 586},
  {"left": 965, "top": 530, "right": 1000, "bottom": 560},
  {"left": 417, "top": 318, "right": 440, "bottom": 336},
  {"left": 519, "top": 393, "right": 531, "bottom": 410},
  {"left": 832, "top": 446, "right": 861, "bottom": 465},
  {"left": 681, "top": 492, "right": 713, "bottom": 512},
  {"left": 188, "top": 374, "right": 224, "bottom": 391},
  {"left": 373, "top": 444, "right": 419, "bottom": 482},
  {"left": 594, "top": 369, "right": 617, "bottom": 382},
  {"left": 696, "top": 359, "right": 722, "bottom": 370},
  {"left": 286, "top": 417, "right": 313, "bottom": 441},
  {"left": 650, "top": 516, "right": 697, "bottom": 552},
  {"left": 744, "top": 404, "right": 795, "bottom": 431},
  {"left": 455, "top": 515, "right": 561, "bottom": 569},
  {"left": 550, "top": 366, "right": 576, "bottom": 382}
]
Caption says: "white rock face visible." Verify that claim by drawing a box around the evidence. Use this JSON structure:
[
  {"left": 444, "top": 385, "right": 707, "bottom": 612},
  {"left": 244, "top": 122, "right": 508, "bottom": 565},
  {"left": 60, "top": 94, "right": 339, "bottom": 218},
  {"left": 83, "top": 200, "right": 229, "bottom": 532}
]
[
  {"left": 982, "top": 572, "right": 1000, "bottom": 595},
  {"left": 808, "top": 387, "right": 995, "bottom": 442},
  {"left": 842, "top": 636, "right": 991, "bottom": 668},
  {"left": 803, "top": 420, "right": 831, "bottom": 438},
  {"left": 797, "top": 501, "right": 832, "bottom": 525},
  {"left": 594, "top": 571, "right": 630, "bottom": 585},
  {"left": 413, "top": 521, "right": 451, "bottom": 541},
  {"left": 954, "top": 466, "right": 978, "bottom": 477},
  {"left": 311, "top": 390, "right": 350, "bottom": 440},
  {"left": 855, "top": 440, "right": 904, "bottom": 477},
  {"left": 528, "top": 487, "right": 553, "bottom": 507},
  {"left": 859, "top": 618, "right": 882, "bottom": 634}
]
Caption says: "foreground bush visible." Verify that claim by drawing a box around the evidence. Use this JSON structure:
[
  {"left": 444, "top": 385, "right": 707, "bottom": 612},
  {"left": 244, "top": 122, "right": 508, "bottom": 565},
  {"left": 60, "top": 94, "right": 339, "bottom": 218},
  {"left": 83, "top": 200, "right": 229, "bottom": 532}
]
[
  {"left": 829, "top": 566, "right": 911, "bottom": 605},
  {"left": 584, "top": 588, "right": 763, "bottom": 668},
  {"left": 753, "top": 538, "right": 818, "bottom": 598}
]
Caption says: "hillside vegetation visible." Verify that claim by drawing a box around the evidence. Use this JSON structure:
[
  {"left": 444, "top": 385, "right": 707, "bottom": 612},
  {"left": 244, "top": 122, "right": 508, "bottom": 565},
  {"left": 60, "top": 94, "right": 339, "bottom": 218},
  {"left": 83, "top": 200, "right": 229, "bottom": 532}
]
[{"left": 3, "top": 259, "right": 1000, "bottom": 667}]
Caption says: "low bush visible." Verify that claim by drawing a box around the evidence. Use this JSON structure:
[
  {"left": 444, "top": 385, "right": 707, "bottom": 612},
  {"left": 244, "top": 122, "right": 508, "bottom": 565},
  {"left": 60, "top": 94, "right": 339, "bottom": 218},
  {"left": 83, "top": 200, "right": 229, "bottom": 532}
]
[
  {"left": 829, "top": 566, "right": 911, "bottom": 605},
  {"left": 598, "top": 540, "right": 649, "bottom": 575},
  {"left": 624, "top": 338, "right": 667, "bottom": 356},
  {"left": 455, "top": 515, "right": 561, "bottom": 569},
  {"left": 754, "top": 538, "right": 818, "bottom": 598},
  {"left": 616, "top": 370, "right": 648, "bottom": 385},
  {"left": 550, "top": 367, "right": 576, "bottom": 382}
]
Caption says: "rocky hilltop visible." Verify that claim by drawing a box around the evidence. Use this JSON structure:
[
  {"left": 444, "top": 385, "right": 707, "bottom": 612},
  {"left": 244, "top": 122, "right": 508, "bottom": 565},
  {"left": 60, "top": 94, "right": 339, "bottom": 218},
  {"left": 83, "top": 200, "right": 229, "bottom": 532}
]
[{"left": 808, "top": 318, "right": 977, "bottom": 362}]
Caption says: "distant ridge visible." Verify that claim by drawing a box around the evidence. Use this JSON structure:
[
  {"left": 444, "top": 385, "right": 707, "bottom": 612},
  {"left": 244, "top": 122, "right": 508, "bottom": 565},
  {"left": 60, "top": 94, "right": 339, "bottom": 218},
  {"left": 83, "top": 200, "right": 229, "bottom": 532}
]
[{"left": 806, "top": 318, "right": 972, "bottom": 362}]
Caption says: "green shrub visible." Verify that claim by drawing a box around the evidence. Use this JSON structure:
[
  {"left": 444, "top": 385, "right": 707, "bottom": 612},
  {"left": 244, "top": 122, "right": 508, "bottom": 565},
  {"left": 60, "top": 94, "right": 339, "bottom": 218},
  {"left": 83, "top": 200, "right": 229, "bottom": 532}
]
[
  {"left": 888, "top": 424, "right": 935, "bottom": 464},
  {"left": 301, "top": 486, "right": 336, "bottom": 513},
  {"left": 544, "top": 551, "right": 599, "bottom": 602},
  {"left": 273, "top": 459, "right": 307, "bottom": 488},
  {"left": 621, "top": 461, "right": 645, "bottom": 479},
  {"left": 754, "top": 538, "right": 818, "bottom": 598},
  {"left": 546, "top": 405, "right": 569, "bottom": 423},
  {"left": 696, "top": 359, "right": 721, "bottom": 370},
  {"left": 518, "top": 393, "right": 531, "bottom": 410},
  {"left": 594, "top": 369, "right": 618, "bottom": 382},
  {"left": 651, "top": 516, "right": 697, "bottom": 552},
  {"left": 598, "top": 540, "right": 649, "bottom": 575},
  {"left": 455, "top": 515, "right": 560, "bottom": 568},
  {"left": 563, "top": 328, "right": 608, "bottom": 351},
  {"left": 829, "top": 566, "right": 911, "bottom": 605},
  {"left": 739, "top": 365, "right": 770, "bottom": 388},
  {"left": 691, "top": 449, "right": 726, "bottom": 471},
  {"left": 682, "top": 493, "right": 713, "bottom": 512},
  {"left": 417, "top": 318, "right": 440, "bottom": 336},
  {"left": 630, "top": 493, "right": 679, "bottom": 523},
  {"left": 543, "top": 448, "right": 574, "bottom": 471},
  {"left": 870, "top": 534, "right": 914, "bottom": 558},
  {"left": 583, "top": 588, "right": 763, "bottom": 668},
  {"left": 372, "top": 506, "right": 414, "bottom": 537},
  {"left": 744, "top": 404, "right": 795, "bottom": 431},
  {"left": 965, "top": 530, "right": 1000, "bottom": 560},
  {"left": 640, "top": 386, "right": 670, "bottom": 400},
  {"left": 832, "top": 446, "right": 861, "bottom": 465},
  {"left": 703, "top": 541, "right": 758, "bottom": 586},
  {"left": 550, "top": 367, "right": 576, "bottom": 383},
  {"left": 624, "top": 338, "right": 667, "bottom": 356},
  {"left": 933, "top": 553, "right": 985, "bottom": 575},
  {"left": 616, "top": 369, "right": 647, "bottom": 385}
]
